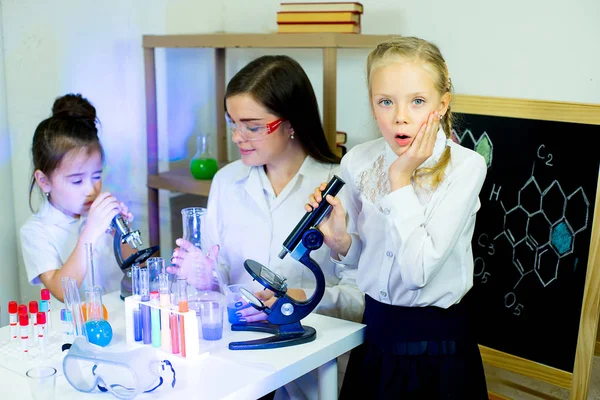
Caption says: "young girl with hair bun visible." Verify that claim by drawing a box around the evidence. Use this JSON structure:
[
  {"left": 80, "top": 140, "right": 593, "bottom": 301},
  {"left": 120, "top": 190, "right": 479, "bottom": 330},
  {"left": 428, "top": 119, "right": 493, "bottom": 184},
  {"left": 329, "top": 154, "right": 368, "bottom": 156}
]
[{"left": 21, "top": 93, "right": 134, "bottom": 301}]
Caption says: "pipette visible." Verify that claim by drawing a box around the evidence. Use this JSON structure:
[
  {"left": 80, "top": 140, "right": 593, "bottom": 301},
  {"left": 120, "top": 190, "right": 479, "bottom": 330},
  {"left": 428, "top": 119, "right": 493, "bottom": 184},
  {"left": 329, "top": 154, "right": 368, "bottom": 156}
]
[{"left": 86, "top": 243, "right": 95, "bottom": 288}]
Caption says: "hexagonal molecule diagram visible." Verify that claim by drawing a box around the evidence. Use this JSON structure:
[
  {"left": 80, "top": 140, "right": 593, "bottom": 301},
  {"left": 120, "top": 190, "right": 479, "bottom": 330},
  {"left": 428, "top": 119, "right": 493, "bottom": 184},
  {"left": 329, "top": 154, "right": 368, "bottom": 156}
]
[
  {"left": 494, "top": 171, "right": 589, "bottom": 289},
  {"left": 453, "top": 129, "right": 493, "bottom": 168}
]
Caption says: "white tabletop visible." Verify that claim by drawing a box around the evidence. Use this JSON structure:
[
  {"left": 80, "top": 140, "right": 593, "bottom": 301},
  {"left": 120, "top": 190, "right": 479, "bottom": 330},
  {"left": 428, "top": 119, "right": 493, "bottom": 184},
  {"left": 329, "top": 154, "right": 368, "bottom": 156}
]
[{"left": 0, "top": 291, "right": 365, "bottom": 399}]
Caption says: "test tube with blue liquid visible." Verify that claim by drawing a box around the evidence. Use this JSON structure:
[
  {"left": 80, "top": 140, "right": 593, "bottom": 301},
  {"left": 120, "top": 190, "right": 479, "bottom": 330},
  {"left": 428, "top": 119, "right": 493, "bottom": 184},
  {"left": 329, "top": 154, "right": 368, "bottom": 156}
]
[
  {"left": 140, "top": 267, "right": 152, "bottom": 345},
  {"left": 132, "top": 264, "right": 142, "bottom": 342}
]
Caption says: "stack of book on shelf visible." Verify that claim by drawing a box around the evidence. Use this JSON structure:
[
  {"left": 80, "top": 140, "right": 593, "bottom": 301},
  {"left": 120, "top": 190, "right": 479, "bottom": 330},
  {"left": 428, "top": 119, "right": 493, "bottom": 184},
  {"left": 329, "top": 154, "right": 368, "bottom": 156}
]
[
  {"left": 277, "top": 2, "right": 364, "bottom": 34},
  {"left": 335, "top": 131, "right": 348, "bottom": 157}
]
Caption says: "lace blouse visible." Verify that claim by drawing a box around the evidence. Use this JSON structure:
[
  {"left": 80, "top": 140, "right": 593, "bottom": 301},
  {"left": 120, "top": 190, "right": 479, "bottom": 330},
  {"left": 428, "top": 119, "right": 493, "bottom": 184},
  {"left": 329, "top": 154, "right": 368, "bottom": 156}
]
[{"left": 336, "top": 128, "right": 488, "bottom": 308}]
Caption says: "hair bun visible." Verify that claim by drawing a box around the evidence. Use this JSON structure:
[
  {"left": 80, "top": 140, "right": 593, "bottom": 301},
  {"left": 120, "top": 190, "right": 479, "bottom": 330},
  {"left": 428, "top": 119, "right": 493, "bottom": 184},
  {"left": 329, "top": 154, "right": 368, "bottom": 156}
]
[{"left": 51, "top": 93, "right": 97, "bottom": 123}]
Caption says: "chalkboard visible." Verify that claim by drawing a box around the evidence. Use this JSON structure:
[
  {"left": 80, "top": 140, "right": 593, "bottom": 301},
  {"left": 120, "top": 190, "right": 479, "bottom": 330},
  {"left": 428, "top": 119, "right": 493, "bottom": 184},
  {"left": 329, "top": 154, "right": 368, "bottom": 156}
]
[
  {"left": 451, "top": 95, "right": 600, "bottom": 397},
  {"left": 455, "top": 112, "right": 598, "bottom": 372}
]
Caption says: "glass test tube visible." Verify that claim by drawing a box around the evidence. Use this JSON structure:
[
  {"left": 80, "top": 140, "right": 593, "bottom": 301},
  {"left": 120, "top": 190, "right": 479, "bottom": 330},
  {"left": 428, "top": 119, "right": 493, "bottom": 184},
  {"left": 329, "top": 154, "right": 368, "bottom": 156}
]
[
  {"left": 131, "top": 264, "right": 142, "bottom": 342},
  {"left": 147, "top": 257, "right": 165, "bottom": 293},
  {"left": 85, "top": 243, "right": 95, "bottom": 287},
  {"left": 61, "top": 277, "right": 87, "bottom": 340},
  {"left": 159, "top": 273, "right": 170, "bottom": 306},
  {"left": 8, "top": 301, "right": 18, "bottom": 343},
  {"left": 61, "top": 309, "right": 74, "bottom": 344},
  {"left": 170, "top": 312, "right": 179, "bottom": 354},
  {"left": 131, "top": 265, "right": 141, "bottom": 296},
  {"left": 85, "top": 286, "right": 103, "bottom": 321},
  {"left": 41, "top": 288, "right": 52, "bottom": 332},
  {"left": 150, "top": 291, "right": 161, "bottom": 348},
  {"left": 37, "top": 312, "right": 47, "bottom": 353},
  {"left": 29, "top": 301, "right": 38, "bottom": 345},
  {"left": 140, "top": 267, "right": 152, "bottom": 344},
  {"left": 177, "top": 278, "right": 189, "bottom": 312},
  {"left": 19, "top": 313, "right": 29, "bottom": 355},
  {"left": 177, "top": 278, "right": 188, "bottom": 357},
  {"left": 158, "top": 272, "right": 172, "bottom": 351}
]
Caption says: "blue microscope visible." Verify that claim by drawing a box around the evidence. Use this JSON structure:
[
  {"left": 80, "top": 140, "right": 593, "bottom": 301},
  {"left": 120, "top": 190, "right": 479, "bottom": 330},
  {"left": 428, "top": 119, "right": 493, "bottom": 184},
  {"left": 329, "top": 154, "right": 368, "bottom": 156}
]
[{"left": 229, "top": 175, "right": 345, "bottom": 350}]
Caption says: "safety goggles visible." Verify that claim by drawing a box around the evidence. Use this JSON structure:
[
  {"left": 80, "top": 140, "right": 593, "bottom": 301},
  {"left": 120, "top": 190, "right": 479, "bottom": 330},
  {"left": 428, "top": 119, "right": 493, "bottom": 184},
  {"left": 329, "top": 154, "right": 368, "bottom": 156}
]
[
  {"left": 225, "top": 114, "right": 285, "bottom": 141},
  {"left": 63, "top": 337, "right": 176, "bottom": 400}
]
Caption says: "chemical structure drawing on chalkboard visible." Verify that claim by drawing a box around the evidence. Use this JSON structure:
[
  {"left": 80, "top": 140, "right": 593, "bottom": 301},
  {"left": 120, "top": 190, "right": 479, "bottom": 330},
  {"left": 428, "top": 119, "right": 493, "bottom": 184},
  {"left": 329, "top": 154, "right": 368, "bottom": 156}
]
[
  {"left": 489, "top": 165, "right": 590, "bottom": 290},
  {"left": 465, "top": 139, "right": 590, "bottom": 316},
  {"left": 452, "top": 129, "right": 493, "bottom": 168}
]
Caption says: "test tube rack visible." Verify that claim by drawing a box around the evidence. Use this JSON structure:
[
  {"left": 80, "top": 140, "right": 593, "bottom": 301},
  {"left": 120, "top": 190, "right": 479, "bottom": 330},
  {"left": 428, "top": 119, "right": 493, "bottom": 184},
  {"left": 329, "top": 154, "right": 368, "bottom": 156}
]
[{"left": 124, "top": 295, "right": 200, "bottom": 359}]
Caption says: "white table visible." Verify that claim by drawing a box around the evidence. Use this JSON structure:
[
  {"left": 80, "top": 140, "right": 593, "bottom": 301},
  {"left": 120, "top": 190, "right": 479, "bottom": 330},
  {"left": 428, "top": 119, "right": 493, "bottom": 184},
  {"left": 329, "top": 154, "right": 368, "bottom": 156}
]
[{"left": 0, "top": 291, "right": 365, "bottom": 399}]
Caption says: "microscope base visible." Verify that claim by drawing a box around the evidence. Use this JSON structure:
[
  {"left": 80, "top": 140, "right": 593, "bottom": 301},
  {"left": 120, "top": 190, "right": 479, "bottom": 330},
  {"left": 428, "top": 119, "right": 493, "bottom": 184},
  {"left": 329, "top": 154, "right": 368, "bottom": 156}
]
[{"left": 228, "top": 323, "right": 316, "bottom": 350}]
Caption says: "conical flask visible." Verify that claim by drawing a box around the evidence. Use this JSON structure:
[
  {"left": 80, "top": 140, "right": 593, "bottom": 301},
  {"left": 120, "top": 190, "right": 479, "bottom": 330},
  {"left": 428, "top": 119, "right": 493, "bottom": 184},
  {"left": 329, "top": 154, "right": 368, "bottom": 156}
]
[{"left": 190, "top": 134, "right": 218, "bottom": 180}]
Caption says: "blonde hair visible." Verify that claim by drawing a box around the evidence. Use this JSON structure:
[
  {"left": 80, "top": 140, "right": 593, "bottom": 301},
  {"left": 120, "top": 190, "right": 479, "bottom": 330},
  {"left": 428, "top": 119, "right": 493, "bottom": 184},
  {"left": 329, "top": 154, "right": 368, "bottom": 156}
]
[{"left": 367, "top": 36, "right": 453, "bottom": 189}]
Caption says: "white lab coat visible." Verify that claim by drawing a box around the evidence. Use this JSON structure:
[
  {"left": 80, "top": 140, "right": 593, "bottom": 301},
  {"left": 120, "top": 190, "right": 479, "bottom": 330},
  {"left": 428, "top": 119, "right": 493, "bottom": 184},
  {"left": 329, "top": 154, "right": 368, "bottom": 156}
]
[
  {"left": 203, "top": 155, "right": 364, "bottom": 322},
  {"left": 20, "top": 200, "right": 122, "bottom": 299}
]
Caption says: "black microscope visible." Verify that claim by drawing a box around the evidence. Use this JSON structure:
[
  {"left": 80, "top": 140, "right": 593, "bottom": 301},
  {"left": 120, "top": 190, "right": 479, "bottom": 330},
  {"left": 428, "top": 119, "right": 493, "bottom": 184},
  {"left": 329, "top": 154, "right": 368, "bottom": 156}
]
[{"left": 112, "top": 215, "right": 160, "bottom": 300}]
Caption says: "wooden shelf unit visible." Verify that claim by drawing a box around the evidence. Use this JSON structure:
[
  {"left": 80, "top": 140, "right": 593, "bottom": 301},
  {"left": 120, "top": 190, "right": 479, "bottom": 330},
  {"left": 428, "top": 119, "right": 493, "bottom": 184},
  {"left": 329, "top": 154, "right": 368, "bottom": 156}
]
[{"left": 144, "top": 33, "right": 396, "bottom": 247}]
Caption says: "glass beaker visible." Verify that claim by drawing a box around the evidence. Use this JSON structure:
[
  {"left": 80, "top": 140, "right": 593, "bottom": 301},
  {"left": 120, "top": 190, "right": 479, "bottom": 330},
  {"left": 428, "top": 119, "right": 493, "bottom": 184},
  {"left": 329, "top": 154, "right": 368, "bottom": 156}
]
[
  {"left": 181, "top": 207, "right": 206, "bottom": 249},
  {"left": 190, "top": 134, "right": 218, "bottom": 180},
  {"left": 180, "top": 207, "right": 226, "bottom": 318},
  {"left": 181, "top": 207, "right": 211, "bottom": 289},
  {"left": 147, "top": 257, "right": 165, "bottom": 293}
]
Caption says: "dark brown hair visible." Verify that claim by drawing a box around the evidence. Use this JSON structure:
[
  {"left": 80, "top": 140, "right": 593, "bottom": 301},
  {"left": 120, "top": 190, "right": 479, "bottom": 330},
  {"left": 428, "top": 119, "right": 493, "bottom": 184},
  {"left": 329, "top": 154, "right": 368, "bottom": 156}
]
[
  {"left": 29, "top": 93, "right": 103, "bottom": 211},
  {"left": 225, "top": 55, "right": 340, "bottom": 164}
]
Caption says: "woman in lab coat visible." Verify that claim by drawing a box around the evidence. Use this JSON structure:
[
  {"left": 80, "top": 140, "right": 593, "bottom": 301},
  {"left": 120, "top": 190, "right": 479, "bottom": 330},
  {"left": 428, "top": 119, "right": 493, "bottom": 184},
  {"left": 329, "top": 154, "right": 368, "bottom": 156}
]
[{"left": 171, "top": 55, "right": 364, "bottom": 399}]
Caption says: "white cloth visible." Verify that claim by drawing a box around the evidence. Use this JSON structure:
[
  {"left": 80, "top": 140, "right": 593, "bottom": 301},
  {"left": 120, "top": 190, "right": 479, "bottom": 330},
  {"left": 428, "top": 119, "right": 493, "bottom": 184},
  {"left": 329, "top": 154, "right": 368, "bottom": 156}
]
[
  {"left": 337, "top": 128, "right": 488, "bottom": 308},
  {"left": 203, "top": 156, "right": 365, "bottom": 322},
  {"left": 20, "top": 200, "right": 123, "bottom": 299}
]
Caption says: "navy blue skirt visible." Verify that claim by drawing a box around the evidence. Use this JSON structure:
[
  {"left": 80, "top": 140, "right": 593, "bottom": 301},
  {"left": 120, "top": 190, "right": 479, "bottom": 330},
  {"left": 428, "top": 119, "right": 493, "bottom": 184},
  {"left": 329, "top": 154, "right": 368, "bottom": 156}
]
[{"left": 340, "top": 292, "right": 488, "bottom": 399}]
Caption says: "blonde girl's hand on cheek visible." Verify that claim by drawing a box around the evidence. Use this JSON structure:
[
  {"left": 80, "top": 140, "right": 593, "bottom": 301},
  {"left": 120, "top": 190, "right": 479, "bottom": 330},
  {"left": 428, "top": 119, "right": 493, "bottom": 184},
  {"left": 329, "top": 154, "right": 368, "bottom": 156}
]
[
  {"left": 305, "top": 182, "right": 352, "bottom": 257},
  {"left": 389, "top": 110, "right": 440, "bottom": 191},
  {"left": 81, "top": 192, "right": 121, "bottom": 244}
]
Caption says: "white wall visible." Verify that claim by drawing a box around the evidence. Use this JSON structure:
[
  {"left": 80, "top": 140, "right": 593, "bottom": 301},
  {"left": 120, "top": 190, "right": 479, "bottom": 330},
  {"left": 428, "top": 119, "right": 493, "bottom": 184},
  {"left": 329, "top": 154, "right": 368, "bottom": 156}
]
[
  {"left": 0, "top": 8, "right": 19, "bottom": 327},
  {"left": 1, "top": 0, "right": 598, "bottom": 308}
]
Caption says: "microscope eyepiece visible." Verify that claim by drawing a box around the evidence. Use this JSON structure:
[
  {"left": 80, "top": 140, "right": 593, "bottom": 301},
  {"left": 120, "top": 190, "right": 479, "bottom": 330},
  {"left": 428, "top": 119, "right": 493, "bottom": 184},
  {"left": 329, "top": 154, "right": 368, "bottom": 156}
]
[{"left": 279, "top": 175, "right": 345, "bottom": 259}]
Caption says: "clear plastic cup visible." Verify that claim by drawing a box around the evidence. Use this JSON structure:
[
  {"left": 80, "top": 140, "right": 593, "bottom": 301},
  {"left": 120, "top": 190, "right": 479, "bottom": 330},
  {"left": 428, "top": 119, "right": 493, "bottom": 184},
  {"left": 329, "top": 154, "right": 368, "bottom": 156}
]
[
  {"left": 200, "top": 301, "right": 223, "bottom": 340},
  {"left": 226, "top": 284, "right": 252, "bottom": 324},
  {"left": 26, "top": 366, "right": 56, "bottom": 400}
]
